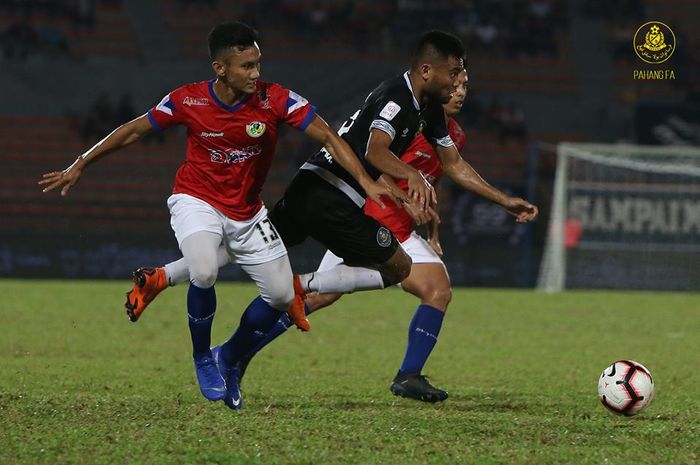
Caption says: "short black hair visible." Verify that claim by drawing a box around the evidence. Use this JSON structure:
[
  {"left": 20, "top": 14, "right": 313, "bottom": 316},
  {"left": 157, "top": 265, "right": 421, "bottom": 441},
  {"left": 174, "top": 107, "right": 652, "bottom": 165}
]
[
  {"left": 208, "top": 22, "right": 259, "bottom": 60},
  {"left": 412, "top": 30, "right": 465, "bottom": 67}
]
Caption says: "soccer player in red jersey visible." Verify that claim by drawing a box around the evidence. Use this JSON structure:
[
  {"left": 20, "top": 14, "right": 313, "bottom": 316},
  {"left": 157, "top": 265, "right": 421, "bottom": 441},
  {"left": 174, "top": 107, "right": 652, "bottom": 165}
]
[
  {"left": 128, "top": 69, "right": 539, "bottom": 402},
  {"left": 38, "top": 22, "right": 395, "bottom": 408}
]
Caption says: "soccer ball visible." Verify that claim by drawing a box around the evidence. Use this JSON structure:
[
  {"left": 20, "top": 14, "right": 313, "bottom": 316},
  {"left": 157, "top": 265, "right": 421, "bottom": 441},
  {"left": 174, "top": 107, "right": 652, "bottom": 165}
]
[{"left": 598, "top": 360, "right": 654, "bottom": 416}]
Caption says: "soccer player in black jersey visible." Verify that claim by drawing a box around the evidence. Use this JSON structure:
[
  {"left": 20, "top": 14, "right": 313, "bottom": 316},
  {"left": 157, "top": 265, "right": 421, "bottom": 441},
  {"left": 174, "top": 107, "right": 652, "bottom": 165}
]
[{"left": 208, "top": 30, "right": 537, "bottom": 407}]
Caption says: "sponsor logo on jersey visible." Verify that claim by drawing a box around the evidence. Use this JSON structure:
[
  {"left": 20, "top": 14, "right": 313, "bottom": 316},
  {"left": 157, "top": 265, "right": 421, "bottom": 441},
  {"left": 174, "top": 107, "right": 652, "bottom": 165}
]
[
  {"left": 183, "top": 96, "right": 209, "bottom": 106},
  {"left": 376, "top": 227, "right": 392, "bottom": 248},
  {"left": 246, "top": 121, "right": 266, "bottom": 138},
  {"left": 208, "top": 145, "right": 262, "bottom": 164},
  {"left": 416, "top": 119, "right": 426, "bottom": 135},
  {"left": 401, "top": 127, "right": 410, "bottom": 137},
  {"left": 379, "top": 101, "right": 401, "bottom": 121},
  {"left": 200, "top": 131, "right": 224, "bottom": 137}
]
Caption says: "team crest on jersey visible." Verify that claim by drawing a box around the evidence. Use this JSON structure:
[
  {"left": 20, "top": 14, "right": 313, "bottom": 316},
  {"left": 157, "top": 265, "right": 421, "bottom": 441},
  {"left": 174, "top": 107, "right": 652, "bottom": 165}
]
[
  {"left": 246, "top": 121, "right": 266, "bottom": 138},
  {"left": 376, "top": 227, "right": 392, "bottom": 248},
  {"left": 417, "top": 119, "right": 426, "bottom": 134}
]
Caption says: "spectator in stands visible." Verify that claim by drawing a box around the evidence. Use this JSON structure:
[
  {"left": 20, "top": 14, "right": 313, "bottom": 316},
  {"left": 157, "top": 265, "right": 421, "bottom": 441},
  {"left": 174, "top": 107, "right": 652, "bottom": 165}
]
[
  {"left": 499, "top": 101, "right": 528, "bottom": 143},
  {"left": 37, "top": 17, "right": 70, "bottom": 56},
  {"left": 485, "top": 95, "right": 506, "bottom": 132},
  {"left": 68, "top": 0, "right": 97, "bottom": 31},
  {"left": 115, "top": 93, "right": 136, "bottom": 126},
  {"left": 178, "top": 0, "right": 216, "bottom": 9},
  {"left": 2, "top": 17, "right": 38, "bottom": 61},
  {"left": 81, "top": 92, "right": 114, "bottom": 141}
]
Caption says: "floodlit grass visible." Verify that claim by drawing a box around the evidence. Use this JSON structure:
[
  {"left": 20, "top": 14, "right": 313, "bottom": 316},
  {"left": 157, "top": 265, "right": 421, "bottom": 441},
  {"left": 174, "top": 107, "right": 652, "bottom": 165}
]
[{"left": 1, "top": 280, "right": 699, "bottom": 464}]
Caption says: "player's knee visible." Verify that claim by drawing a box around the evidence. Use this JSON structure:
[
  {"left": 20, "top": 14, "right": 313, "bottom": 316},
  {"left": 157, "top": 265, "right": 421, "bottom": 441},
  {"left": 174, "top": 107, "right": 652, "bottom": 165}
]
[
  {"left": 189, "top": 266, "right": 218, "bottom": 289},
  {"left": 379, "top": 250, "right": 412, "bottom": 287},
  {"left": 394, "top": 253, "right": 413, "bottom": 282},
  {"left": 426, "top": 286, "right": 452, "bottom": 310},
  {"left": 260, "top": 281, "right": 295, "bottom": 312}
]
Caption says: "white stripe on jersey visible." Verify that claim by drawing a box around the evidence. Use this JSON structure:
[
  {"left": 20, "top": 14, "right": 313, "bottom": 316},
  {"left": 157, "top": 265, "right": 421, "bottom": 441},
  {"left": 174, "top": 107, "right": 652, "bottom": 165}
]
[
  {"left": 287, "top": 90, "right": 309, "bottom": 115},
  {"left": 434, "top": 135, "right": 455, "bottom": 147},
  {"left": 370, "top": 119, "right": 396, "bottom": 141},
  {"left": 155, "top": 94, "right": 173, "bottom": 116},
  {"left": 300, "top": 162, "right": 366, "bottom": 208}
]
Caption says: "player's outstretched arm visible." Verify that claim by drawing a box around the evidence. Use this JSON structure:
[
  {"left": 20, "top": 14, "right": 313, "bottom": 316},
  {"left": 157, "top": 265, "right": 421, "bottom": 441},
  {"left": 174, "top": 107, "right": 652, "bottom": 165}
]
[
  {"left": 39, "top": 114, "right": 153, "bottom": 196},
  {"left": 366, "top": 129, "right": 435, "bottom": 211},
  {"left": 303, "top": 115, "right": 405, "bottom": 208},
  {"left": 437, "top": 145, "right": 539, "bottom": 223}
]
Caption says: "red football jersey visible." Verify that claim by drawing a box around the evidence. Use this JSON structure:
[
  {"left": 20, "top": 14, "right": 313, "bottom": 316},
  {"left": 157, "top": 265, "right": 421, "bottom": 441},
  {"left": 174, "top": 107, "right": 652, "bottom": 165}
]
[
  {"left": 147, "top": 79, "right": 316, "bottom": 220},
  {"left": 364, "top": 118, "right": 466, "bottom": 242}
]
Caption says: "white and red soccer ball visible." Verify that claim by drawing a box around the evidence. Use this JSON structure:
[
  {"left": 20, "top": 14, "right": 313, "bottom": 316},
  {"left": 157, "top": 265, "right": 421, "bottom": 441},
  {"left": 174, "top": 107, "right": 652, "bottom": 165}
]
[{"left": 598, "top": 360, "right": 654, "bottom": 416}]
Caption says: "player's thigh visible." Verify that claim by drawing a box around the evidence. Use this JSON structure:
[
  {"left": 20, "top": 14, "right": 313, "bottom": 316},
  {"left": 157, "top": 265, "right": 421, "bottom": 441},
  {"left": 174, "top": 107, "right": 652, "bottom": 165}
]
[
  {"left": 312, "top": 197, "right": 400, "bottom": 268},
  {"left": 180, "top": 231, "right": 224, "bottom": 287},
  {"left": 167, "top": 193, "right": 224, "bottom": 247},
  {"left": 240, "top": 255, "right": 295, "bottom": 311},
  {"left": 223, "top": 205, "right": 288, "bottom": 267},
  {"left": 268, "top": 171, "right": 316, "bottom": 248}
]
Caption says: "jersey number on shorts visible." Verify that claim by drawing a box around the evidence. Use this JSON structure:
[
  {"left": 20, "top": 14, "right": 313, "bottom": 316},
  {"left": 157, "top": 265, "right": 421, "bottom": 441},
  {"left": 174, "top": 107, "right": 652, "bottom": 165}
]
[{"left": 255, "top": 218, "right": 279, "bottom": 244}]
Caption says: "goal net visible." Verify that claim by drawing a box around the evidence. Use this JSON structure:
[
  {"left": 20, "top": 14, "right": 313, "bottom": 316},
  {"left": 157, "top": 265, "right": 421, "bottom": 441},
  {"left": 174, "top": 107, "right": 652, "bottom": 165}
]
[{"left": 537, "top": 142, "right": 700, "bottom": 292}]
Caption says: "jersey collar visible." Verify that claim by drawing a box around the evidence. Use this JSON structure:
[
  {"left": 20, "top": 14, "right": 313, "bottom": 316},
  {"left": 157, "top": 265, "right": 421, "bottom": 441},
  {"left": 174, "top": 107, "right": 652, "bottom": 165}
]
[
  {"left": 209, "top": 79, "right": 251, "bottom": 112},
  {"left": 403, "top": 71, "right": 420, "bottom": 111}
]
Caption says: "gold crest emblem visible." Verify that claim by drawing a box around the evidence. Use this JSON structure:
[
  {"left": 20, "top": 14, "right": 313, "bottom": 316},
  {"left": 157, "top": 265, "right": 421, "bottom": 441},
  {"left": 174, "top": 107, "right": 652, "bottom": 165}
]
[
  {"left": 246, "top": 121, "right": 266, "bottom": 138},
  {"left": 633, "top": 21, "right": 675, "bottom": 64}
]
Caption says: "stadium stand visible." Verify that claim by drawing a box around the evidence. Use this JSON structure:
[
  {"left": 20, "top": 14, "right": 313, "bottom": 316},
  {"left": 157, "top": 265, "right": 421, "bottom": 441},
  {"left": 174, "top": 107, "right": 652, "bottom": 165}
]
[{"left": 8, "top": 0, "right": 672, "bottom": 284}]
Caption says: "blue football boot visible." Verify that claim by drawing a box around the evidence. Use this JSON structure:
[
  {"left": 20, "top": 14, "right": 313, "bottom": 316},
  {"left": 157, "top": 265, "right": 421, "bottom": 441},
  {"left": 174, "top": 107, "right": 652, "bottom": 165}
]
[
  {"left": 212, "top": 345, "right": 243, "bottom": 410},
  {"left": 193, "top": 350, "right": 226, "bottom": 401}
]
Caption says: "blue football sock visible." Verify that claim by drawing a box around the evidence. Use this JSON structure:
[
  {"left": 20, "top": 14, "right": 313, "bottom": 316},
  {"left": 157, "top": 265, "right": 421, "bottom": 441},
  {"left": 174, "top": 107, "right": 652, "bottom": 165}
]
[
  {"left": 220, "top": 296, "right": 284, "bottom": 366},
  {"left": 187, "top": 283, "right": 216, "bottom": 357},
  {"left": 241, "top": 304, "right": 310, "bottom": 362},
  {"left": 399, "top": 304, "right": 445, "bottom": 374}
]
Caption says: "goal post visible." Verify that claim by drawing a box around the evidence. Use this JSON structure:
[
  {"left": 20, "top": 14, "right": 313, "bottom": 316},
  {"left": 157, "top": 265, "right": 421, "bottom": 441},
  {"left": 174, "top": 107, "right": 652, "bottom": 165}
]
[{"left": 537, "top": 142, "right": 700, "bottom": 292}]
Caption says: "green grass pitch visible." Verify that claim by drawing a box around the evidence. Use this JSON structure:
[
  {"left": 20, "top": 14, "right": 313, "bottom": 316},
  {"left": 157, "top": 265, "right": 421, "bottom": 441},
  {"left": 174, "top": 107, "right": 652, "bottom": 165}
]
[{"left": 1, "top": 280, "right": 699, "bottom": 464}]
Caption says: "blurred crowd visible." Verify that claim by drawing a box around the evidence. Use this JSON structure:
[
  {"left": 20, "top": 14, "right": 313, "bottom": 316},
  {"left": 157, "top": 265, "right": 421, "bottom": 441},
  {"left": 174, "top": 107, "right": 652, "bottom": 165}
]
[
  {"left": 0, "top": 0, "right": 120, "bottom": 61},
  {"left": 78, "top": 91, "right": 170, "bottom": 144},
  {"left": 179, "top": 0, "right": 568, "bottom": 59}
]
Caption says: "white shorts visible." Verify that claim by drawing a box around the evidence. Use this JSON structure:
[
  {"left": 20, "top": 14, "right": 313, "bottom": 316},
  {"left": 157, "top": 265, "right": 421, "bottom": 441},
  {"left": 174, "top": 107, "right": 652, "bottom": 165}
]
[
  {"left": 317, "top": 230, "right": 444, "bottom": 272},
  {"left": 167, "top": 193, "right": 288, "bottom": 265}
]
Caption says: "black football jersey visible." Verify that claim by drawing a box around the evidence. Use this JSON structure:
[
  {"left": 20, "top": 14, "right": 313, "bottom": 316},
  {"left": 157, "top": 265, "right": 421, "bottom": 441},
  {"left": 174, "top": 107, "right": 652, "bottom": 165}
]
[{"left": 301, "top": 71, "right": 453, "bottom": 206}]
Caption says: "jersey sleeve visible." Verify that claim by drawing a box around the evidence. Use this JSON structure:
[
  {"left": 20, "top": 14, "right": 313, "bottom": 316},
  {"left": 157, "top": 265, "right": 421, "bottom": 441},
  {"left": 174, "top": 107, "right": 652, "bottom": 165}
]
[
  {"left": 422, "top": 102, "right": 454, "bottom": 148},
  {"left": 448, "top": 118, "right": 466, "bottom": 152},
  {"left": 147, "top": 90, "right": 185, "bottom": 131},
  {"left": 272, "top": 84, "right": 317, "bottom": 131},
  {"left": 367, "top": 90, "right": 413, "bottom": 142}
]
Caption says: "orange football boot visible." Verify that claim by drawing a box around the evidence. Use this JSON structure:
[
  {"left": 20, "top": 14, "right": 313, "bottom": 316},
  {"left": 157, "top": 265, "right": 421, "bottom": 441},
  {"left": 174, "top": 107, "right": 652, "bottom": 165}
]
[
  {"left": 125, "top": 267, "right": 167, "bottom": 322},
  {"left": 287, "top": 275, "right": 310, "bottom": 331}
]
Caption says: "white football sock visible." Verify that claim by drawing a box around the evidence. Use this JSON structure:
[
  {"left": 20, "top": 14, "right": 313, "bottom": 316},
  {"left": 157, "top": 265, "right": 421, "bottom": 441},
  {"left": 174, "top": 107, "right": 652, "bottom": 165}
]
[{"left": 300, "top": 264, "right": 384, "bottom": 294}]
